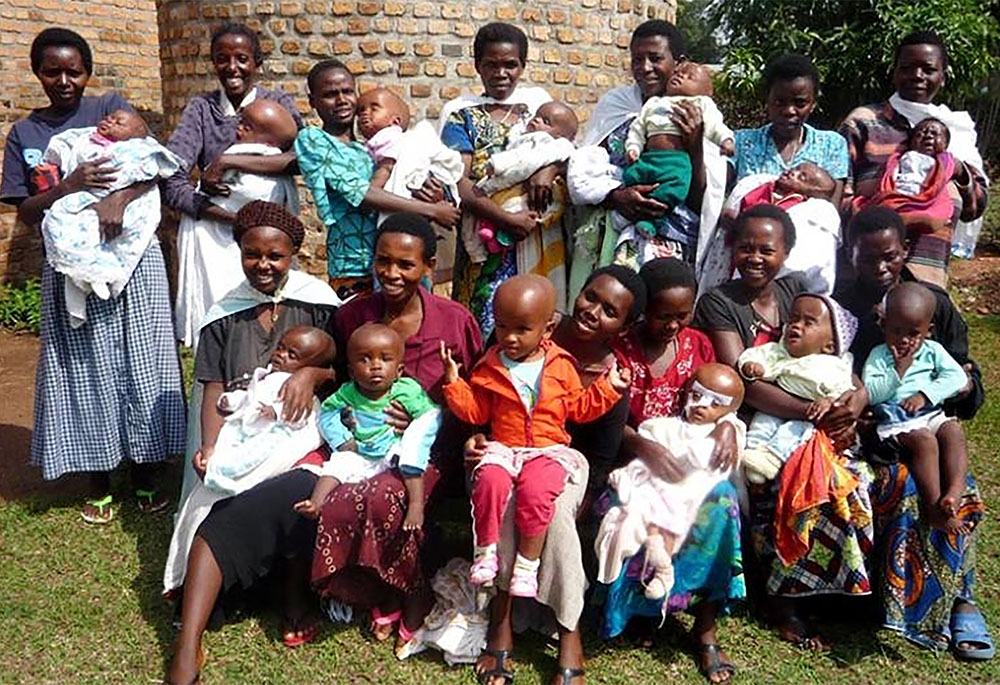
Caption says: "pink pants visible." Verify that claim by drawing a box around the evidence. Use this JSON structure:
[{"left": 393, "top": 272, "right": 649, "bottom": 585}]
[{"left": 471, "top": 456, "right": 568, "bottom": 546}]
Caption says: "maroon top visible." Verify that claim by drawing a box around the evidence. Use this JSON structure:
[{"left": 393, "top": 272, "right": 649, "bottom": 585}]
[{"left": 333, "top": 286, "right": 483, "bottom": 404}]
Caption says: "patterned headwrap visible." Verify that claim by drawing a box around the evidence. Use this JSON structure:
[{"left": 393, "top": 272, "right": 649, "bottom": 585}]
[
  {"left": 795, "top": 292, "right": 858, "bottom": 357},
  {"left": 233, "top": 200, "right": 305, "bottom": 250}
]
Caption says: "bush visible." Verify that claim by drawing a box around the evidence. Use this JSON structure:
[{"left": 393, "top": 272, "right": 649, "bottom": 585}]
[{"left": 0, "top": 279, "right": 42, "bottom": 334}]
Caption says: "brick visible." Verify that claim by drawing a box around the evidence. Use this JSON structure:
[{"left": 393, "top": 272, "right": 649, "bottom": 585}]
[
  {"left": 553, "top": 68, "right": 572, "bottom": 83},
  {"left": 617, "top": 0, "right": 632, "bottom": 11},
  {"left": 441, "top": 43, "right": 463, "bottom": 58},
  {"left": 371, "top": 59, "right": 393, "bottom": 74},
  {"left": 304, "top": 1, "right": 329, "bottom": 12},
  {"left": 566, "top": 50, "right": 584, "bottom": 65},
  {"left": 384, "top": 40, "right": 405, "bottom": 55},
  {"left": 604, "top": 53, "right": 619, "bottom": 67},
  {"left": 292, "top": 59, "right": 313, "bottom": 74},
  {"left": 332, "top": 40, "right": 352, "bottom": 54},
  {"left": 279, "top": 1, "right": 302, "bottom": 16},
  {"left": 280, "top": 39, "right": 301, "bottom": 54},
  {"left": 557, "top": 28, "right": 575, "bottom": 43},
  {"left": 439, "top": 85, "right": 461, "bottom": 99},
  {"left": 547, "top": 8, "right": 567, "bottom": 23},
  {"left": 357, "top": 1, "right": 381, "bottom": 15},
  {"left": 331, "top": 1, "right": 355, "bottom": 15},
  {"left": 574, "top": 70, "right": 591, "bottom": 85},
  {"left": 571, "top": 12, "right": 587, "bottom": 27},
  {"left": 383, "top": 2, "right": 406, "bottom": 15},
  {"left": 565, "top": 88, "right": 582, "bottom": 104},
  {"left": 423, "top": 59, "right": 445, "bottom": 76},
  {"left": 586, "top": 52, "right": 602, "bottom": 67},
  {"left": 454, "top": 22, "right": 475, "bottom": 38},
  {"left": 531, "top": 25, "right": 551, "bottom": 42},
  {"left": 441, "top": 4, "right": 464, "bottom": 19},
  {"left": 413, "top": 1, "right": 433, "bottom": 17},
  {"left": 270, "top": 18, "right": 288, "bottom": 34},
  {"left": 397, "top": 61, "right": 418, "bottom": 77},
  {"left": 410, "top": 83, "right": 432, "bottom": 98},
  {"left": 455, "top": 62, "right": 477, "bottom": 78},
  {"left": 495, "top": 5, "right": 516, "bottom": 20},
  {"left": 529, "top": 69, "right": 548, "bottom": 83},
  {"left": 616, "top": 33, "right": 630, "bottom": 48},
  {"left": 414, "top": 42, "right": 435, "bottom": 56},
  {"left": 294, "top": 17, "right": 314, "bottom": 33},
  {"left": 397, "top": 18, "right": 419, "bottom": 33},
  {"left": 470, "top": 5, "right": 490, "bottom": 20},
  {"left": 522, "top": 8, "right": 542, "bottom": 22},
  {"left": 345, "top": 58, "right": 367, "bottom": 74},
  {"left": 358, "top": 39, "right": 380, "bottom": 55},
  {"left": 347, "top": 17, "right": 369, "bottom": 33},
  {"left": 255, "top": 2, "right": 275, "bottom": 14},
  {"left": 427, "top": 19, "right": 448, "bottom": 34},
  {"left": 543, "top": 48, "right": 561, "bottom": 64},
  {"left": 307, "top": 40, "right": 331, "bottom": 56},
  {"left": 372, "top": 17, "right": 392, "bottom": 31},
  {"left": 320, "top": 19, "right": 345, "bottom": 33}
]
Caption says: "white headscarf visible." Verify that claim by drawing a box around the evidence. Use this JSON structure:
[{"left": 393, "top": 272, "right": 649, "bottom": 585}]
[
  {"left": 888, "top": 92, "right": 986, "bottom": 176},
  {"left": 436, "top": 85, "right": 552, "bottom": 134}
]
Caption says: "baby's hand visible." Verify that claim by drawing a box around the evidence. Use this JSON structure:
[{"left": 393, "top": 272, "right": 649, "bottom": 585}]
[
  {"left": 293, "top": 499, "right": 320, "bottom": 519},
  {"left": 720, "top": 139, "right": 735, "bottom": 157},
  {"left": 402, "top": 503, "right": 425, "bottom": 531},
  {"left": 608, "top": 361, "right": 632, "bottom": 392},
  {"left": 741, "top": 362, "right": 764, "bottom": 380},
  {"left": 626, "top": 148, "right": 640, "bottom": 164},
  {"left": 193, "top": 445, "right": 214, "bottom": 478},
  {"left": 806, "top": 397, "right": 834, "bottom": 422},
  {"left": 901, "top": 393, "right": 928, "bottom": 415},
  {"left": 439, "top": 340, "right": 461, "bottom": 384}
]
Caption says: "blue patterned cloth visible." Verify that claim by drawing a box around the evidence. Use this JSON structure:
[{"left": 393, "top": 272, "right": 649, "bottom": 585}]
[
  {"left": 30, "top": 243, "right": 186, "bottom": 480},
  {"left": 730, "top": 123, "right": 849, "bottom": 181},
  {"left": 593, "top": 480, "right": 745, "bottom": 638},
  {"left": 295, "top": 127, "right": 377, "bottom": 280}
]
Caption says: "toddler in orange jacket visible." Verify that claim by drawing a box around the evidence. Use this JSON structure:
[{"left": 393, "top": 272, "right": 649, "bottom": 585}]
[{"left": 440, "top": 274, "right": 631, "bottom": 597}]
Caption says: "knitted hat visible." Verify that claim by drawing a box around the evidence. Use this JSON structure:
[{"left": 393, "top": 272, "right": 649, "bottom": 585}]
[
  {"left": 233, "top": 200, "right": 305, "bottom": 250},
  {"left": 794, "top": 292, "right": 858, "bottom": 356}
]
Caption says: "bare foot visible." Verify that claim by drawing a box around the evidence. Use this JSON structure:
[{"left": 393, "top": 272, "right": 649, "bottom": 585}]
[
  {"left": 927, "top": 499, "right": 969, "bottom": 533},
  {"left": 166, "top": 642, "right": 204, "bottom": 685},
  {"left": 776, "top": 614, "right": 831, "bottom": 651},
  {"left": 371, "top": 619, "right": 396, "bottom": 642}
]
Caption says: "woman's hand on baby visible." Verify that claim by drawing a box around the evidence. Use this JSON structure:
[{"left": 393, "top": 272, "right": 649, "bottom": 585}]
[
  {"left": 278, "top": 368, "right": 322, "bottom": 423},
  {"left": 64, "top": 157, "right": 117, "bottom": 193},
  {"left": 609, "top": 185, "right": 667, "bottom": 222},
  {"left": 720, "top": 139, "right": 736, "bottom": 157},
  {"left": 463, "top": 433, "right": 489, "bottom": 470},
  {"left": 805, "top": 397, "right": 835, "bottom": 422},
  {"left": 503, "top": 209, "right": 540, "bottom": 241},
  {"left": 669, "top": 100, "right": 705, "bottom": 155},
  {"left": 201, "top": 157, "right": 231, "bottom": 197},
  {"left": 412, "top": 176, "right": 445, "bottom": 204},
  {"left": 383, "top": 400, "right": 412, "bottom": 434},
  {"left": 192, "top": 445, "right": 214, "bottom": 478},
  {"left": 901, "top": 392, "right": 928, "bottom": 415},
  {"left": 708, "top": 420, "right": 740, "bottom": 472},
  {"left": 293, "top": 499, "right": 320, "bottom": 519},
  {"left": 439, "top": 340, "right": 462, "bottom": 384},
  {"left": 526, "top": 163, "right": 561, "bottom": 213},
  {"left": 93, "top": 192, "right": 128, "bottom": 241},
  {"left": 428, "top": 201, "right": 461, "bottom": 229},
  {"left": 630, "top": 434, "right": 685, "bottom": 483},
  {"left": 608, "top": 362, "right": 632, "bottom": 392}
]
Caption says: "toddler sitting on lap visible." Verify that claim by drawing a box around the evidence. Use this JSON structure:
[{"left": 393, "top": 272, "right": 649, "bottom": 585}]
[
  {"left": 862, "top": 282, "right": 970, "bottom": 532},
  {"left": 439, "top": 274, "right": 630, "bottom": 597},
  {"left": 624, "top": 62, "right": 735, "bottom": 239},
  {"left": 39, "top": 109, "right": 182, "bottom": 326},
  {"left": 595, "top": 363, "right": 745, "bottom": 601},
  {"left": 294, "top": 323, "right": 439, "bottom": 532},
  {"left": 738, "top": 293, "right": 858, "bottom": 483}
]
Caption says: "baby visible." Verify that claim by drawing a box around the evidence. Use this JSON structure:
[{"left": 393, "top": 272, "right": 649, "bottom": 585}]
[
  {"left": 294, "top": 323, "right": 439, "bottom": 532},
  {"left": 624, "top": 62, "right": 735, "bottom": 238},
  {"left": 738, "top": 293, "right": 858, "bottom": 483},
  {"left": 862, "top": 282, "right": 970, "bottom": 532},
  {"left": 440, "top": 274, "right": 630, "bottom": 597},
  {"left": 595, "top": 363, "right": 745, "bottom": 600},
  {"left": 39, "top": 109, "right": 182, "bottom": 327},
  {"left": 474, "top": 101, "right": 579, "bottom": 252},
  {"left": 893, "top": 117, "right": 956, "bottom": 196},
  {"left": 175, "top": 98, "right": 301, "bottom": 347},
  {"left": 738, "top": 162, "right": 836, "bottom": 212},
  {"left": 205, "top": 326, "right": 337, "bottom": 494},
  {"left": 355, "top": 87, "right": 464, "bottom": 228}
]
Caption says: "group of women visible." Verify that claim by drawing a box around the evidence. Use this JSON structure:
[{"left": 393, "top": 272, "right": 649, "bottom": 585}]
[{"left": 0, "top": 16, "right": 990, "bottom": 685}]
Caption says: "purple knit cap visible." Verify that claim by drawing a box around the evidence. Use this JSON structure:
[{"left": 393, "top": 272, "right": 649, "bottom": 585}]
[{"left": 794, "top": 292, "right": 858, "bottom": 356}]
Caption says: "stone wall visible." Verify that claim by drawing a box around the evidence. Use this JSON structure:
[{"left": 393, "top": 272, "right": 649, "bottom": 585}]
[
  {"left": 0, "top": 0, "right": 162, "bottom": 283},
  {"left": 1, "top": 0, "right": 676, "bottom": 282}
]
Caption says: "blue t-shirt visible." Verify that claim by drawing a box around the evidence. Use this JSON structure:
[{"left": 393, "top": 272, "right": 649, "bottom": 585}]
[
  {"left": 729, "top": 122, "right": 849, "bottom": 182},
  {"left": 1, "top": 92, "right": 132, "bottom": 204},
  {"left": 500, "top": 352, "right": 545, "bottom": 410}
]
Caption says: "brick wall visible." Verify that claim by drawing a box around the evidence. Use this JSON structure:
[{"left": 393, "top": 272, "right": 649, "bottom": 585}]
[
  {"left": 1, "top": 0, "right": 677, "bottom": 282},
  {"left": 0, "top": 0, "right": 162, "bottom": 283}
]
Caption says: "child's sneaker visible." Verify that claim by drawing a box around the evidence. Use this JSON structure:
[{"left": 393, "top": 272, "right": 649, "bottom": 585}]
[
  {"left": 509, "top": 565, "right": 539, "bottom": 598},
  {"left": 470, "top": 551, "right": 499, "bottom": 586}
]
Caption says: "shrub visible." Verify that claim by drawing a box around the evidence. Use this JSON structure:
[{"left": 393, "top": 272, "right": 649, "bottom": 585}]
[{"left": 0, "top": 279, "right": 42, "bottom": 334}]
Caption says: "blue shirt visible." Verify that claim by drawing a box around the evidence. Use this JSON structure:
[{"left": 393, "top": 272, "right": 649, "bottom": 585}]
[
  {"left": 862, "top": 339, "right": 967, "bottom": 407},
  {"left": 729, "top": 123, "right": 849, "bottom": 182}
]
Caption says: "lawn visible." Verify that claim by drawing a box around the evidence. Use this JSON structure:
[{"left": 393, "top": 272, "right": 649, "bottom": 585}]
[{"left": 1, "top": 312, "right": 998, "bottom": 684}]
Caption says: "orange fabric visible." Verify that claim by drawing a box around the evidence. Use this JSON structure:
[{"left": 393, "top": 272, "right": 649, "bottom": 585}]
[
  {"left": 442, "top": 339, "right": 622, "bottom": 447},
  {"left": 774, "top": 430, "right": 860, "bottom": 567}
]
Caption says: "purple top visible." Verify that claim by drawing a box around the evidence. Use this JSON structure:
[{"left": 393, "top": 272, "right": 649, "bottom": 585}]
[
  {"left": 162, "top": 87, "right": 303, "bottom": 218},
  {"left": 1, "top": 92, "right": 132, "bottom": 204}
]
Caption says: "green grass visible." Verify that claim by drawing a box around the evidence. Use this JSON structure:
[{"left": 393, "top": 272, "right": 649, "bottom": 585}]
[{"left": 2, "top": 320, "right": 999, "bottom": 684}]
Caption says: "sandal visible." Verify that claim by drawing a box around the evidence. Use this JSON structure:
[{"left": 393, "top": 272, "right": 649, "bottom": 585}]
[
  {"left": 394, "top": 622, "right": 421, "bottom": 660},
  {"left": 776, "top": 614, "right": 830, "bottom": 651},
  {"left": 370, "top": 607, "right": 401, "bottom": 642},
  {"left": 136, "top": 488, "right": 170, "bottom": 514},
  {"left": 698, "top": 644, "right": 735, "bottom": 683},
  {"left": 950, "top": 605, "right": 995, "bottom": 660},
  {"left": 81, "top": 494, "right": 116, "bottom": 524},
  {"left": 475, "top": 648, "right": 515, "bottom": 684},
  {"left": 553, "top": 666, "right": 585, "bottom": 684},
  {"left": 282, "top": 621, "right": 319, "bottom": 648}
]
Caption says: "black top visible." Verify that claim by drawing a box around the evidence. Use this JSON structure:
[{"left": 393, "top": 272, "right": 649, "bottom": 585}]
[{"left": 693, "top": 272, "right": 808, "bottom": 349}]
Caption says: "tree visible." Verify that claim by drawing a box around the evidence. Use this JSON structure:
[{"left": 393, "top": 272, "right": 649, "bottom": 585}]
[{"left": 709, "top": 0, "right": 1000, "bottom": 127}]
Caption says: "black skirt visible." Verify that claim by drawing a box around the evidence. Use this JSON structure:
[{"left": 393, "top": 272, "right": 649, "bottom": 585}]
[{"left": 197, "top": 469, "right": 319, "bottom": 592}]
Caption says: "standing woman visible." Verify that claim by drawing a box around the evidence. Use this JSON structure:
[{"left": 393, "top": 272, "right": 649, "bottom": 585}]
[
  {"left": 0, "top": 28, "right": 185, "bottom": 521},
  {"left": 839, "top": 31, "right": 988, "bottom": 286},
  {"left": 165, "top": 22, "right": 303, "bottom": 346},
  {"left": 438, "top": 22, "right": 555, "bottom": 338}
]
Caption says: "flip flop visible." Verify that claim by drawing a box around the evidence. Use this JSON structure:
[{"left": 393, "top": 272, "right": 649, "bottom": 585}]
[
  {"left": 698, "top": 644, "right": 735, "bottom": 683},
  {"left": 554, "top": 666, "right": 585, "bottom": 684},
  {"left": 136, "top": 488, "right": 170, "bottom": 514},
  {"left": 81, "top": 494, "right": 116, "bottom": 524},
  {"left": 282, "top": 622, "right": 319, "bottom": 648},
  {"left": 904, "top": 628, "right": 950, "bottom": 654},
  {"left": 950, "top": 605, "right": 995, "bottom": 661},
  {"left": 474, "top": 648, "right": 514, "bottom": 685}
]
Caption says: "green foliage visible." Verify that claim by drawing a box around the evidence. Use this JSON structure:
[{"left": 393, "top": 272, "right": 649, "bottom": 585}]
[
  {"left": 0, "top": 278, "right": 41, "bottom": 334},
  {"left": 711, "top": 0, "right": 1000, "bottom": 126},
  {"left": 676, "top": 0, "right": 723, "bottom": 63}
]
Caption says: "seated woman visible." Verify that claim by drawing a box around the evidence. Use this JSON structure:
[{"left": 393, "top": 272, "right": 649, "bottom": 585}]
[
  {"left": 599, "top": 258, "right": 744, "bottom": 684},
  {"left": 834, "top": 206, "right": 991, "bottom": 659},
  {"left": 468, "top": 264, "right": 646, "bottom": 685},
  {"left": 310, "top": 213, "right": 483, "bottom": 654},
  {"left": 839, "top": 30, "right": 988, "bottom": 285},
  {"left": 166, "top": 201, "right": 341, "bottom": 685},
  {"left": 698, "top": 53, "right": 849, "bottom": 294},
  {"left": 694, "top": 204, "right": 873, "bottom": 651}
]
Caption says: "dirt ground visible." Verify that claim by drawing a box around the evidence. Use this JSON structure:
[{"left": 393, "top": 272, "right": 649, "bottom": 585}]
[{"left": 2, "top": 257, "right": 998, "bottom": 503}]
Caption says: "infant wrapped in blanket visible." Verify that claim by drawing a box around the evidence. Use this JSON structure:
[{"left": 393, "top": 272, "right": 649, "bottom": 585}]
[{"left": 39, "top": 109, "right": 182, "bottom": 326}]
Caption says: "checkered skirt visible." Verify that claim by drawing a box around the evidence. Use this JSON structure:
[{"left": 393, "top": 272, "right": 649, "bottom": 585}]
[{"left": 30, "top": 242, "right": 186, "bottom": 480}]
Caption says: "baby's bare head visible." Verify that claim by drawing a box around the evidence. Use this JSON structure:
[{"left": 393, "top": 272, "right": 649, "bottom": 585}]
[
  {"left": 909, "top": 117, "right": 950, "bottom": 156},
  {"left": 526, "top": 101, "right": 578, "bottom": 141},
  {"left": 96, "top": 109, "right": 148, "bottom": 142},
  {"left": 356, "top": 87, "right": 411, "bottom": 141},
  {"left": 684, "top": 363, "right": 743, "bottom": 425},
  {"left": 775, "top": 162, "right": 835, "bottom": 200},
  {"left": 236, "top": 99, "right": 299, "bottom": 151},
  {"left": 269, "top": 326, "right": 336, "bottom": 372},
  {"left": 666, "top": 62, "right": 714, "bottom": 97}
]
